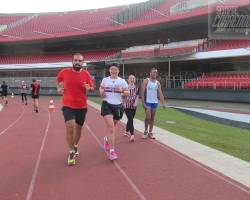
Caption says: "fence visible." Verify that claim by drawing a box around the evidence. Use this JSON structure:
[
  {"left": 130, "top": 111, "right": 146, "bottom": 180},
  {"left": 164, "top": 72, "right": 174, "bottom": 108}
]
[{"left": 1, "top": 76, "right": 249, "bottom": 96}]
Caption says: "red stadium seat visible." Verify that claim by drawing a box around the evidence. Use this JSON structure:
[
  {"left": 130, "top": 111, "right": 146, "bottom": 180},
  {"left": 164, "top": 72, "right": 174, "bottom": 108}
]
[
  {"left": 0, "top": 1, "right": 224, "bottom": 42},
  {"left": 184, "top": 73, "right": 250, "bottom": 90},
  {"left": 0, "top": 49, "right": 121, "bottom": 64}
]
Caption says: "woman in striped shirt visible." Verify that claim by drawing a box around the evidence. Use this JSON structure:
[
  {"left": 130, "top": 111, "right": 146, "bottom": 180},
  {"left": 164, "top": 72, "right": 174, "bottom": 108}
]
[{"left": 124, "top": 75, "right": 139, "bottom": 142}]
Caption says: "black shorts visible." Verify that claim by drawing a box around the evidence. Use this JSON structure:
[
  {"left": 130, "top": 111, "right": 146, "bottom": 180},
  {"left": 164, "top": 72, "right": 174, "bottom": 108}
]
[
  {"left": 62, "top": 107, "right": 87, "bottom": 126},
  {"left": 32, "top": 94, "right": 39, "bottom": 99},
  {"left": 101, "top": 101, "right": 124, "bottom": 120}
]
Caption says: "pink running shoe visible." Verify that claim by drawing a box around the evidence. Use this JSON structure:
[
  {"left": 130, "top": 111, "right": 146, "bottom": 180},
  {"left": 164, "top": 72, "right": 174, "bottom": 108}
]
[
  {"left": 103, "top": 136, "right": 110, "bottom": 155},
  {"left": 109, "top": 150, "right": 118, "bottom": 161}
]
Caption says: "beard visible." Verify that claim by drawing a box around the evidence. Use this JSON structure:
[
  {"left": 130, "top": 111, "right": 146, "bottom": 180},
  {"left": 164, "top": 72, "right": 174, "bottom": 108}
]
[{"left": 73, "top": 64, "right": 82, "bottom": 71}]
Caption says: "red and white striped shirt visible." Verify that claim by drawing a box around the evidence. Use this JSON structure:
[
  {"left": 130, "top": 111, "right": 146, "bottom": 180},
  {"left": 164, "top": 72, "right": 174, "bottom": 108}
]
[{"left": 124, "top": 85, "right": 139, "bottom": 109}]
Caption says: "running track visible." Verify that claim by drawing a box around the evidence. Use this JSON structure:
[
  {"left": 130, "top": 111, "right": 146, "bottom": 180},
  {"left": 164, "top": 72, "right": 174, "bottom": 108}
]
[{"left": 0, "top": 98, "right": 249, "bottom": 200}]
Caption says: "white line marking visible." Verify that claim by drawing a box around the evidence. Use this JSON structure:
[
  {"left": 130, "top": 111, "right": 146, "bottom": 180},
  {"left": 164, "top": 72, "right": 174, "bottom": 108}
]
[
  {"left": 0, "top": 107, "right": 26, "bottom": 136},
  {"left": 85, "top": 123, "right": 147, "bottom": 200},
  {"left": 89, "top": 104, "right": 250, "bottom": 194},
  {"left": 26, "top": 112, "right": 51, "bottom": 200},
  {"left": 151, "top": 140, "right": 250, "bottom": 194},
  {"left": 171, "top": 106, "right": 250, "bottom": 123}
]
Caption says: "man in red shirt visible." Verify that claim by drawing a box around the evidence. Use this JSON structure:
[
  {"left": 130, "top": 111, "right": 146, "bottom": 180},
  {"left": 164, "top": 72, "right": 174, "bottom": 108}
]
[{"left": 56, "top": 53, "right": 94, "bottom": 166}]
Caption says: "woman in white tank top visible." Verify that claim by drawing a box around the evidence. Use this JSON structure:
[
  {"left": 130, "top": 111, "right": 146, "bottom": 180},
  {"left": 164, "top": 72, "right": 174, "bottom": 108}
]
[{"left": 141, "top": 67, "right": 166, "bottom": 139}]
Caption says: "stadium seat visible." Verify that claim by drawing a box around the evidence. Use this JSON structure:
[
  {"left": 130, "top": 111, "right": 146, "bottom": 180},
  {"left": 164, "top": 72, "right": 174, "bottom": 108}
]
[
  {"left": 0, "top": 49, "right": 121, "bottom": 64},
  {"left": 184, "top": 73, "right": 250, "bottom": 90}
]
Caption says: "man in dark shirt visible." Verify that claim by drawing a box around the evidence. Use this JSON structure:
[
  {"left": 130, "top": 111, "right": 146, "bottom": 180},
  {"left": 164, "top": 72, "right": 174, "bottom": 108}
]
[
  {"left": 31, "top": 79, "right": 40, "bottom": 112},
  {"left": 1, "top": 81, "right": 8, "bottom": 104}
]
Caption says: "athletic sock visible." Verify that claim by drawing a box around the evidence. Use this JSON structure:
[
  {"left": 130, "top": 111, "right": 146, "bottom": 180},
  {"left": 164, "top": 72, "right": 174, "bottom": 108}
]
[{"left": 110, "top": 148, "right": 115, "bottom": 153}]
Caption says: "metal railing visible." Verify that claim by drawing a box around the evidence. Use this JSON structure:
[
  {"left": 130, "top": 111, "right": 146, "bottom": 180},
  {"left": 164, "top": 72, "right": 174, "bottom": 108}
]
[{"left": 1, "top": 77, "right": 250, "bottom": 96}]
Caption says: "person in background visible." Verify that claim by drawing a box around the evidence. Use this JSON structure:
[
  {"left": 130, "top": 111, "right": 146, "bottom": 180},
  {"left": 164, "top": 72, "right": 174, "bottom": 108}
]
[
  {"left": 31, "top": 79, "right": 40, "bottom": 113},
  {"left": 141, "top": 67, "right": 166, "bottom": 139},
  {"left": 20, "top": 80, "right": 28, "bottom": 105},
  {"left": 123, "top": 75, "right": 139, "bottom": 142},
  {"left": 1, "top": 81, "right": 8, "bottom": 105}
]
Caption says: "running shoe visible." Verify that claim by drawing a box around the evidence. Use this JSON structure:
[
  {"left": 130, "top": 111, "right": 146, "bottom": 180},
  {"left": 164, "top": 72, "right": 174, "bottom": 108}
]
[
  {"left": 130, "top": 135, "right": 135, "bottom": 142},
  {"left": 67, "top": 150, "right": 76, "bottom": 166},
  {"left": 103, "top": 136, "right": 110, "bottom": 155},
  {"left": 148, "top": 132, "right": 155, "bottom": 139},
  {"left": 109, "top": 150, "right": 118, "bottom": 161},
  {"left": 142, "top": 131, "right": 148, "bottom": 139}
]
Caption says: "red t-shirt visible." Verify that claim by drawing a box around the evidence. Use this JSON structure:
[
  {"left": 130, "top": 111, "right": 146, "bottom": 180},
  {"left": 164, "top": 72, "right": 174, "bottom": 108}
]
[{"left": 56, "top": 68, "right": 94, "bottom": 108}]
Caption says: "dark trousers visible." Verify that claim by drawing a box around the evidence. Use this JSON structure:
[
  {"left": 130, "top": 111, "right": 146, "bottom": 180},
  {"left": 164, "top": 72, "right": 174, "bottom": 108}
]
[
  {"left": 21, "top": 93, "right": 27, "bottom": 102},
  {"left": 125, "top": 108, "right": 136, "bottom": 135}
]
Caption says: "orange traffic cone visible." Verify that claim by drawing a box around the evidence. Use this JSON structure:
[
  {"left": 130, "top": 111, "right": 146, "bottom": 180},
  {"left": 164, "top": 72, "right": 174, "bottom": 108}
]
[{"left": 48, "top": 98, "right": 55, "bottom": 112}]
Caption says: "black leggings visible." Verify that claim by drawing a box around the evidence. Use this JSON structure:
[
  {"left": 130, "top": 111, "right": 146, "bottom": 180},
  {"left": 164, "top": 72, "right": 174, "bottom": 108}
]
[
  {"left": 125, "top": 108, "right": 136, "bottom": 135},
  {"left": 21, "top": 93, "right": 27, "bottom": 102}
]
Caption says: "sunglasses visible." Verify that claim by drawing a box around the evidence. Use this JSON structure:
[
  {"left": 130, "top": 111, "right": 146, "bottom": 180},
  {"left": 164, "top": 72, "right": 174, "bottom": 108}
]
[{"left": 74, "top": 59, "right": 83, "bottom": 62}]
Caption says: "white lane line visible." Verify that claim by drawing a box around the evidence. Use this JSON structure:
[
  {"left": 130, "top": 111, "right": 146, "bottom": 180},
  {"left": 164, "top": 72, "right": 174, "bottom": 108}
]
[
  {"left": 0, "top": 107, "right": 26, "bottom": 136},
  {"left": 171, "top": 106, "right": 250, "bottom": 123},
  {"left": 151, "top": 140, "right": 250, "bottom": 194},
  {"left": 85, "top": 123, "right": 147, "bottom": 200},
  {"left": 26, "top": 112, "right": 51, "bottom": 200},
  {"left": 88, "top": 105, "right": 250, "bottom": 194}
]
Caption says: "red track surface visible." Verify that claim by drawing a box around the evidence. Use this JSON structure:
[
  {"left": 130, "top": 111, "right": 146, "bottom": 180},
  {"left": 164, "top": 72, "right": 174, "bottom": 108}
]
[{"left": 0, "top": 98, "right": 249, "bottom": 200}]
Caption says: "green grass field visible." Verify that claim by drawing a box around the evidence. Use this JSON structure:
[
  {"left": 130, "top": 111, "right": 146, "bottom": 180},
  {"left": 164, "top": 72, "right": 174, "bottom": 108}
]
[{"left": 88, "top": 96, "right": 250, "bottom": 162}]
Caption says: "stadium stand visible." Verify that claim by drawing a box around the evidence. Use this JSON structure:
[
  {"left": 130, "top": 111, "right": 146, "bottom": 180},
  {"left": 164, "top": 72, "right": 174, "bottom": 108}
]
[
  {"left": 0, "top": 49, "right": 120, "bottom": 64},
  {"left": 207, "top": 40, "right": 250, "bottom": 51},
  {"left": 1, "top": 0, "right": 240, "bottom": 42},
  {"left": 160, "top": 39, "right": 202, "bottom": 55},
  {"left": 129, "top": 0, "right": 233, "bottom": 24},
  {"left": 0, "top": 15, "right": 26, "bottom": 27},
  {"left": 121, "top": 44, "right": 159, "bottom": 58},
  {"left": 111, "top": 0, "right": 169, "bottom": 24},
  {"left": 0, "top": 7, "right": 124, "bottom": 40},
  {"left": 184, "top": 73, "right": 250, "bottom": 90},
  {"left": 120, "top": 39, "right": 204, "bottom": 58},
  {"left": 135, "top": 0, "right": 179, "bottom": 21}
]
